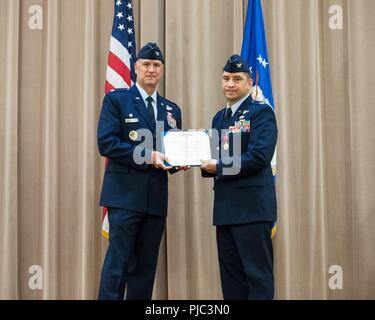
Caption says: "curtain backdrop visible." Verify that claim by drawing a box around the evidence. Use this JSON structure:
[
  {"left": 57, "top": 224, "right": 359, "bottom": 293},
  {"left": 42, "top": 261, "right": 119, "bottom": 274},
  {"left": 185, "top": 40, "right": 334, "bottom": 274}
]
[{"left": 0, "top": 0, "right": 374, "bottom": 299}]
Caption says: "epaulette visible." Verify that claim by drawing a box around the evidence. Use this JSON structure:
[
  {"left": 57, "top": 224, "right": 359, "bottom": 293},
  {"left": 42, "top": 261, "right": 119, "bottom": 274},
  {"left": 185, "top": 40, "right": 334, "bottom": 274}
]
[
  {"left": 252, "top": 100, "right": 265, "bottom": 105},
  {"left": 162, "top": 98, "right": 177, "bottom": 107},
  {"left": 111, "top": 88, "right": 130, "bottom": 93}
]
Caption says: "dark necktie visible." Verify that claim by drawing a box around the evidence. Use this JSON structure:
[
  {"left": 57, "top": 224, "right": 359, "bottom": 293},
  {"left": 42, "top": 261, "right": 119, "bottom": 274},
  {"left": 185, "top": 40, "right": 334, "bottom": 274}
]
[
  {"left": 146, "top": 96, "right": 156, "bottom": 130},
  {"left": 225, "top": 107, "right": 232, "bottom": 120},
  {"left": 222, "top": 107, "right": 232, "bottom": 129}
]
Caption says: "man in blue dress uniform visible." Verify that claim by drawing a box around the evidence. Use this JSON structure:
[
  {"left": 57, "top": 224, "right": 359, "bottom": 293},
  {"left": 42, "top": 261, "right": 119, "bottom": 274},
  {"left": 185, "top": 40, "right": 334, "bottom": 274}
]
[
  {"left": 201, "top": 55, "right": 278, "bottom": 300},
  {"left": 97, "top": 43, "right": 183, "bottom": 300}
]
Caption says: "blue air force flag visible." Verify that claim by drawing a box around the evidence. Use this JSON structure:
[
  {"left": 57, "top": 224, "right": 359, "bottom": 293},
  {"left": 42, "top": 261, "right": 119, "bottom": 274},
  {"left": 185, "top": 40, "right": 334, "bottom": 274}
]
[
  {"left": 241, "top": 0, "right": 277, "bottom": 238},
  {"left": 241, "top": 0, "right": 274, "bottom": 108}
]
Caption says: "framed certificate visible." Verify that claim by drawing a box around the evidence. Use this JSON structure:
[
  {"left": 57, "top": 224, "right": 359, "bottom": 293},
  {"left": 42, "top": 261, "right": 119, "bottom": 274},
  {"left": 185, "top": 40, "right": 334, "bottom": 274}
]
[{"left": 162, "top": 130, "right": 212, "bottom": 167}]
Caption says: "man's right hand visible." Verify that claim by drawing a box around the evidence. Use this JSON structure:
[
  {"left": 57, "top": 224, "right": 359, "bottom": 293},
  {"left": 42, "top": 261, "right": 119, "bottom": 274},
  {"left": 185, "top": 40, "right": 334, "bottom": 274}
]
[{"left": 151, "top": 151, "right": 172, "bottom": 171}]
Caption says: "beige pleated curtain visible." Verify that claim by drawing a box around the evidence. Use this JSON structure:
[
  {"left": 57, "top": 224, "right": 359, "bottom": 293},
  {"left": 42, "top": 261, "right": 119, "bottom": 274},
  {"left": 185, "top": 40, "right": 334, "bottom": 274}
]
[{"left": 1, "top": 0, "right": 375, "bottom": 299}]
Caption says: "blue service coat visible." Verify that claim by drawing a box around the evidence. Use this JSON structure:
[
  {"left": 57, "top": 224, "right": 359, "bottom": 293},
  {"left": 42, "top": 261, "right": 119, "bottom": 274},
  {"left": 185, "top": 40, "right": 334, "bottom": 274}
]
[
  {"left": 97, "top": 85, "right": 182, "bottom": 217},
  {"left": 204, "top": 96, "right": 278, "bottom": 226}
]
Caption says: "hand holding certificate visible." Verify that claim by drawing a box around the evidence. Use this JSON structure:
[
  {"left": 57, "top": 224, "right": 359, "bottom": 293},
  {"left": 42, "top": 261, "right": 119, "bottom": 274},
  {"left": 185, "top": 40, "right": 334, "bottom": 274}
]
[{"left": 162, "top": 130, "right": 212, "bottom": 167}]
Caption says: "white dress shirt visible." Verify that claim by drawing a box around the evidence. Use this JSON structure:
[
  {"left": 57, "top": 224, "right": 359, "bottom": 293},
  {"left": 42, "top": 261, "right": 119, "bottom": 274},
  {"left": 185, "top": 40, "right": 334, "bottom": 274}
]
[
  {"left": 136, "top": 83, "right": 158, "bottom": 121},
  {"left": 225, "top": 93, "right": 250, "bottom": 118}
]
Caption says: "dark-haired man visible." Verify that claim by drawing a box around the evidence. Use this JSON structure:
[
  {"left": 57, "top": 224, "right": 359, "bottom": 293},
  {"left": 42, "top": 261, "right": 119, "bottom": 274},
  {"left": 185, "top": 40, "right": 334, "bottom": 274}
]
[{"left": 201, "top": 55, "right": 278, "bottom": 300}]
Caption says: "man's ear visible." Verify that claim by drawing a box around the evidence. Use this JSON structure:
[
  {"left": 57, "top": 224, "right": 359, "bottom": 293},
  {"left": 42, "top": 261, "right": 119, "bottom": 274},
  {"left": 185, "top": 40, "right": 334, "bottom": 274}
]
[
  {"left": 134, "top": 61, "right": 138, "bottom": 74},
  {"left": 249, "top": 77, "right": 253, "bottom": 88}
]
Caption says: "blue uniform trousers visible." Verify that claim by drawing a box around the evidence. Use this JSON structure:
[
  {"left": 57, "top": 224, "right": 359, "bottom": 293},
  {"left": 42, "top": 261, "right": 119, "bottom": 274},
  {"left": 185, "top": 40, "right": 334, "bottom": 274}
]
[
  {"left": 216, "top": 221, "right": 274, "bottom": 300},
  {"left": 98, "top": 208, "right": 165, "bottom": 300}
]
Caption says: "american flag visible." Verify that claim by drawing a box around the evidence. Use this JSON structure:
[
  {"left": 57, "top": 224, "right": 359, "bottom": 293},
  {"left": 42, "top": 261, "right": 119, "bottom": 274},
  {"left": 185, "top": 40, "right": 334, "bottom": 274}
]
[
  {"left": 105, "top": 0, "right": 136, "bottom": 93},
  {"left": 102, "top": 0, "right": 137, "bottom": 237}
]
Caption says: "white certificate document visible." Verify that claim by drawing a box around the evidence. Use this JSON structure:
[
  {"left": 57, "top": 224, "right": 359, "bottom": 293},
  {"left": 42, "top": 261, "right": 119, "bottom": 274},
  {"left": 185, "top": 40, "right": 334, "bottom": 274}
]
[{"left": 162, "top": 131, "right": 212, "bottom": 167}]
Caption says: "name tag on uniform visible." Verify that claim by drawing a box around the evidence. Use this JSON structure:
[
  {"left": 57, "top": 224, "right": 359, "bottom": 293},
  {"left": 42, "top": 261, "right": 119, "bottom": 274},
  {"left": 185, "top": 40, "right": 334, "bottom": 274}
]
[{"left": 125, "top": 118, "right": 139, "bottom": 123}]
